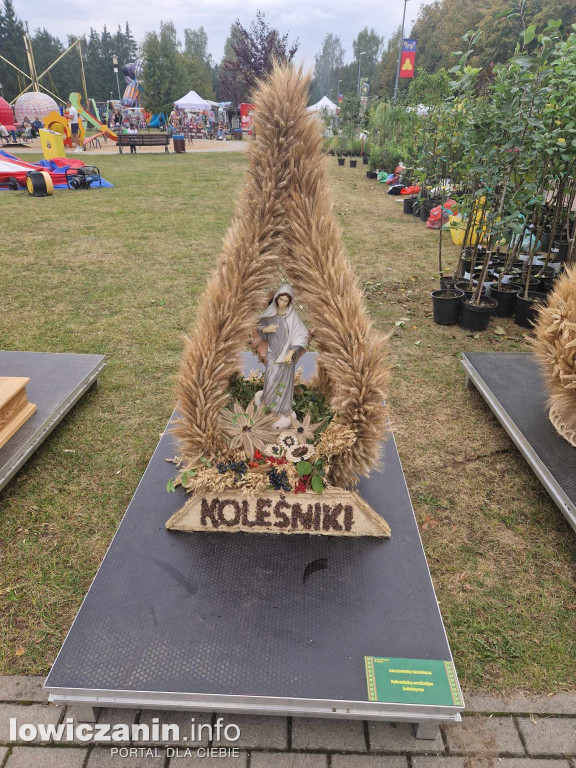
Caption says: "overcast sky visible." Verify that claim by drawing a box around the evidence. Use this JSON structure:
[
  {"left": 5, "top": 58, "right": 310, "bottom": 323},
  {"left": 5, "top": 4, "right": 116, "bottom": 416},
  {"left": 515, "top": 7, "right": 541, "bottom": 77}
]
[{"left": 14, "top": 0, "right": 429, "bottom": 71}]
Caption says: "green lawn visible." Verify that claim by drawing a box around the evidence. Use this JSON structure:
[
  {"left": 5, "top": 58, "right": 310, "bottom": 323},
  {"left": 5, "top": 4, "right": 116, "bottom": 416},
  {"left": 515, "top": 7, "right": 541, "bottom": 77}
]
[{"left": 1, "top": 151, "right": 575, "bottom": 692}]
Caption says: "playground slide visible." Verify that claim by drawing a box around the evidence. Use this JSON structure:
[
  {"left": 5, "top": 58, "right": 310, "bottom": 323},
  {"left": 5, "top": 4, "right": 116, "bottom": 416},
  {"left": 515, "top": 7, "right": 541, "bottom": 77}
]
[
  {"left": 147, "top": 113, "right": 165, "bottom": 129},
  {"left": 69, "top": 93, "right": 117, "bottom": 142}
]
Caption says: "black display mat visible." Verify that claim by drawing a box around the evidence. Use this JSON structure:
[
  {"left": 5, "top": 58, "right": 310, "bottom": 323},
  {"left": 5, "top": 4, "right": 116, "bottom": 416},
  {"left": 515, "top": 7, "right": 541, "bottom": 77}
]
[
  {"left": 0, "top": 351, "right": 106, "bottom": 492},
  {"left": 462, "top": 352, "right": 576, "bottom": 531},
  {"left": 46, "top": 353, "right": 459, "bottom": 712}
]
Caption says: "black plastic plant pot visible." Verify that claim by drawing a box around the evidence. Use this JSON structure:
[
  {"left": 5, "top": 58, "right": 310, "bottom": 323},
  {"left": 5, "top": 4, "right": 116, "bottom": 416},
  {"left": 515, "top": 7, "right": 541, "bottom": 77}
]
[
  {"left": 555, "top": 241, "right": 569, "bottom": 261},
  {"left": 540, "top": 277, "right": 558, "bottom": 295},
  {"left": 337, "top": 158, "right": 345, "bottom": 166},
  {"left": 403, "top": 198, "right": 414, "bottom": 215},
  {"left": 441, "top": 275, "right": 459, "bottom": 288},
  {"left": 420, "top": 201, "right": 431, "bottom": 222},
  {"left": 515, "top": 291, "right": 547, "bottom": 328},
  {"left": 456, "top": 282, "right": 486, "bottom": 302},
  {"left": 519, "top": 278, "right": 542, "bottom": 292},
  {"left": 490, "top": 282, "right": 522, "bottom": 317},
  {"left": 431, "top": 289, "right": 464, "bottom": 326},
  {"left": 458, "top": 297, "right": 498, "bottom": 331},
  {"left": 412, "top": 200, "right": 421, "bottom": 217},
  {"left": 350, "top": 159, "right": 357, "bottom": 168},
  {"left": 363, "top": 156, "right": 368, "bottom": 165},
  {"left": 461, "top": 257, "right": 472, "bottom": 274}
]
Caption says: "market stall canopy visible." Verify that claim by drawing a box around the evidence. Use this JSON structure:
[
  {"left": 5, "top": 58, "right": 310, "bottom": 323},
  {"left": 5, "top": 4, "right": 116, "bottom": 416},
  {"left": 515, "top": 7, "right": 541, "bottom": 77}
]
[
  {"left": 174, "top": 91, "right": 211, "bottom": 110},
  {"left": 307, "top": 96, "right": 337, "bottom": 114}
]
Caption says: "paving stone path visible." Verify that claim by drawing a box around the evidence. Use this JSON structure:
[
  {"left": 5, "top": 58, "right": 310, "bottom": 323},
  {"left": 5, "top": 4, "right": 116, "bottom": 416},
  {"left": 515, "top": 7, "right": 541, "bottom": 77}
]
[{"left": 1, "top": 677, "right": 575, "bottom": 767}]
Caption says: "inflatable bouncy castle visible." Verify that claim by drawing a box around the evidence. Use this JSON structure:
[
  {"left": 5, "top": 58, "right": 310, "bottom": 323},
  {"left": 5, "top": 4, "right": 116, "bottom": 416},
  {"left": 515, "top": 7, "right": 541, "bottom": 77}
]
[{"left": 121, "top": 59, "right": 142, "bottom": 107}]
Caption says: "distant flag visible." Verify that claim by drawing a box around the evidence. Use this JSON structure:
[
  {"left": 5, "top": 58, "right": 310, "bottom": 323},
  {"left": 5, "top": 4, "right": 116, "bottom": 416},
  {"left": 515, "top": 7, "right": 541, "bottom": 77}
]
[
  {"left": 400, "top": 39, "right": 417, "bottom": 78},
  {"left": 337, "top": 93, "right": 343, "bottom": 103}
]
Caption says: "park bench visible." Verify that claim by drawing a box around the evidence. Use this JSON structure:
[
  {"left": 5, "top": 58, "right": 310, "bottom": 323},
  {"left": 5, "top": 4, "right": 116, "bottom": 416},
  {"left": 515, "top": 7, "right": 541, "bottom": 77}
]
[{"left": 117, "top": 133, "right": 170, "bottom": 154}]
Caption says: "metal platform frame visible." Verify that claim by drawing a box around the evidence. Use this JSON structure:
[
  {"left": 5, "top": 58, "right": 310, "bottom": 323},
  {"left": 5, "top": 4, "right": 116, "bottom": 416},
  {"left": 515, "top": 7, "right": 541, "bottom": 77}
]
[
  {"left": 45, "top": 353, "right": 463, "bottom": 738},
  {"left": 462, "top": 352, "right": 576, "bottom": 533},
  {"left": 0, "top": 351, "right": 106, "bottom": 492}
]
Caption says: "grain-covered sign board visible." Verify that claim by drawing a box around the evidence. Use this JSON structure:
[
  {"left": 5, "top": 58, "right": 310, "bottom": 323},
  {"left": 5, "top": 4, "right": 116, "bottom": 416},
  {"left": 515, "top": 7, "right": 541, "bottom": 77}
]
[{"left": 166, "top": 487, "right": 391, "bottom": 538}]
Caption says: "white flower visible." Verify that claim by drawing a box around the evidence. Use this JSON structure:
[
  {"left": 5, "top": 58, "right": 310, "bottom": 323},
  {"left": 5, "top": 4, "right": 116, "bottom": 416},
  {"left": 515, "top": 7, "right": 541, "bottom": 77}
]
[
  {"left": 247, "top": 369, "right": 264, "bottom": 383},
  {"left": 264, "top": 443, "right": 284, "bottom": 458},
  {"left": 278, "top": 431, "right": 299, "bottom": 449},
  {"left": 286, "top": 444, "right": 316, "bottom": 463}
]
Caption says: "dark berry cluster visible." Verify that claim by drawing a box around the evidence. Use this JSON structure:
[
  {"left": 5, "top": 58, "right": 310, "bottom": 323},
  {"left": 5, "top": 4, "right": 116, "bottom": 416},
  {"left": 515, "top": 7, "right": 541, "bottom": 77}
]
[
  {"left": 269, "top": 468, "right": 291, "bottom": 492},
  {"left": 217, "top": 461, "right": 248, "bottom": 475}
]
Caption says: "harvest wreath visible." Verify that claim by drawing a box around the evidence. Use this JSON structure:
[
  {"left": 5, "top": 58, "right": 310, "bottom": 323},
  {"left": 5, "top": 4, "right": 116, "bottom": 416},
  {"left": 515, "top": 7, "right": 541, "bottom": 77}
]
[{"left": 166, "top": 63, "right": 391, "bottom": 538}]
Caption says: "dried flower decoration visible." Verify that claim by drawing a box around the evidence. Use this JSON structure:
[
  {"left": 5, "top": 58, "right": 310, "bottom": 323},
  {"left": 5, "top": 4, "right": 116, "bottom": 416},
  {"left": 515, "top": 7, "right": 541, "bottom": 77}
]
[
  {"left": 220, "top": 400, "right": 278, "bottom": 456},
  {"left": 289, "top": 413, "right": 324, "bottom": 444}
]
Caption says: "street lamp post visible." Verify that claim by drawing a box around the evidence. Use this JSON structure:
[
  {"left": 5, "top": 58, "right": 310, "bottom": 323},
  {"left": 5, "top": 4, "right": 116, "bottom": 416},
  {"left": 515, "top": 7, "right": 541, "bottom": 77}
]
[
  {"left": 393, "top": 0, "right": 411, "bottom": 104},
  {"left": 112, "top": 54, "right": 122, "bottom": 102},
  {"left": 357, "top": 52, "right": 367, "bottom": 99}
]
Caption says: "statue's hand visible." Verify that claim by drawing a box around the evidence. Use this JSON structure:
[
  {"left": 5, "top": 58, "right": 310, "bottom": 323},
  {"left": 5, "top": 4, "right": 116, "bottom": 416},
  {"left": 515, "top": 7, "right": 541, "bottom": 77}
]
[
  {"left": 282, "top": 350, "right": 295, "bottom": 364},
  {"left": 262, "top": 325, "right": 279, "bottom": 333}
]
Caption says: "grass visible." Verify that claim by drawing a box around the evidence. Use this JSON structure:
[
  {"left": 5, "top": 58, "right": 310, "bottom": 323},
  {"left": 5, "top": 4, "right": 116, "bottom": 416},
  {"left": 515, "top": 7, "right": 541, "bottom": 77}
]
[{"left": 1, "top": 151, "right": 575, "bottom": 693}]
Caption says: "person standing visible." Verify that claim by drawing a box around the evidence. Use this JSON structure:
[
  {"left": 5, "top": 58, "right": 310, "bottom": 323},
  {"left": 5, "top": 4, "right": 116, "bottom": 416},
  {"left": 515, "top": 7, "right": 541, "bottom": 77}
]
[{"left": 67, "top": 100, "right": 82, "bottom": 152}]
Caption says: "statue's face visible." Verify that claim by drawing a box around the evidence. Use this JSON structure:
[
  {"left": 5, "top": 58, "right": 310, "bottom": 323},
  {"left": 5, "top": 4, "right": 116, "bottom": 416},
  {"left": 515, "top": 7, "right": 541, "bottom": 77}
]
[{"left": 277, "top": 294, "right": 290, "bottom": 310}]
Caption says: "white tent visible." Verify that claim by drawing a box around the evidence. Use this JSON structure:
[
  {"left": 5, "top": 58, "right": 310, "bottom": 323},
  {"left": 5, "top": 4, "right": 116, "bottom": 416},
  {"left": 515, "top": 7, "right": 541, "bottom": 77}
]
[
  {"left": 174, "top": 91, "right": 211, "bottom": 110},
  {"left": 307, "top": 96, "right": 338, "bottom": 114}
]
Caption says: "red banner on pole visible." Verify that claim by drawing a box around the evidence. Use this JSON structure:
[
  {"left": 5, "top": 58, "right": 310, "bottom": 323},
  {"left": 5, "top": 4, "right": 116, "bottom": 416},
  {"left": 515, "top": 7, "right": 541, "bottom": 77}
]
[
  {"left": 399, "top": 51, "right": 415, "bottom": 77},
  {"left": 399, "top": 39, "right": 417, "bottom": 78}
]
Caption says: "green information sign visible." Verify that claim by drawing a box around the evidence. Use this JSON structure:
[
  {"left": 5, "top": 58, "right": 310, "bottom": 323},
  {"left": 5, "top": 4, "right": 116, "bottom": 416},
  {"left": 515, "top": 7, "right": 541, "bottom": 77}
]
[{"left": 364, "top": 656, "right": 463, "bottom": 707}]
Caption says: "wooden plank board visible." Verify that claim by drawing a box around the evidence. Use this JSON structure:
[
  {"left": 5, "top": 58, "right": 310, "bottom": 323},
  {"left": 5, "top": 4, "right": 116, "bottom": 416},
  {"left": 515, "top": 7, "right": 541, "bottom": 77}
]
[{"left": 0, "top": 377, "right": 36, "bottom": 449}]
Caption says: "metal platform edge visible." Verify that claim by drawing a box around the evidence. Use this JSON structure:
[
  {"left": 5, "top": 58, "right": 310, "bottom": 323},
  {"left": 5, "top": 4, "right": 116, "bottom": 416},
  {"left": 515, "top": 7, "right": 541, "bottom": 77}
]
[
  {"left": 461, "top": 354, "right": 576, "bottom": 533},
  {"left": 46, "top": 686, "right": 462, "bottom": 729},
  {"left": 0, "top": 355, "right": 106, "bottom": 492}
]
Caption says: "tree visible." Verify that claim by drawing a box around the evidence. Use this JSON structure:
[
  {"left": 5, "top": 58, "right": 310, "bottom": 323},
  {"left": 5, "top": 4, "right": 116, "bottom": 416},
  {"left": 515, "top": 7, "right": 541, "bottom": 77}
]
[
  {"left": 217, "top": 24, "right": 248, "bottom": 104},
  {"left": 352, "top": 27, "right": 384, "bottom": 89},
  {"left": 406, "top": 67, "right": 450, "bottom": 105},
  {"left": 408, "top": 1, "right": 443, "bottom": 73},
  {"left": 221, "top": 11, "right": 299, "bottom": 98},
  {"left": 184, "top": 26, "right": 211, "bottom": 65},
  {"left": 0, "top": 0, "right": 27, "bottom": 102},
  {"left": 407, "top": 0, "right": 576, "bottom": 74},
  {"left": 183, "top": 26, "right": 215, "bottom": 100},
  {"left": 31, "top": 28, "right": 66, "bottom": 99},
  {"left": 375, "top": 27, "right": 403, "bottom": 99},
  {"left": 182, "top": 54, "right": 214, "bottom": 100},
  {"left": 311, "top": 34, "right": 345, "bottom": 103},
  {"left": 141, "top": 20, "right": 187, "bottom": 114}
]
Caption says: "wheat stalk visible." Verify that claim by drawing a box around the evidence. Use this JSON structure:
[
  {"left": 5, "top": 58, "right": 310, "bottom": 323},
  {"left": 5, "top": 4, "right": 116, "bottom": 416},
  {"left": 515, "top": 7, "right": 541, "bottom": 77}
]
[
  {"left": 176, "top": 63, "right": 390, "bottom": 483},
  {"left": 533, "top": 266, "right": 576, "bottom": 447}
]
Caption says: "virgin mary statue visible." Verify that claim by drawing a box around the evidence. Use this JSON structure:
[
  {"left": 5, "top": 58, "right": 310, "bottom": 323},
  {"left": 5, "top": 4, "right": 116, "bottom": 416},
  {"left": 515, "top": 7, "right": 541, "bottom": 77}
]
[{"left": 254, "top": 284, "right": 308, "bottom": 429}]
